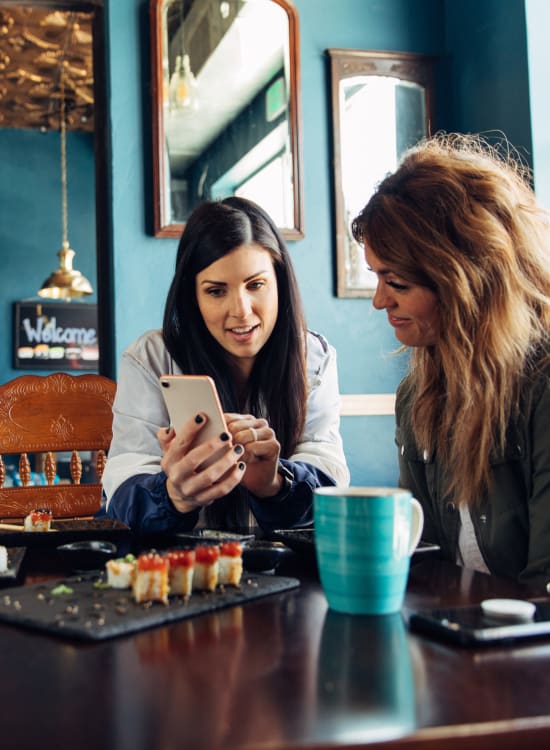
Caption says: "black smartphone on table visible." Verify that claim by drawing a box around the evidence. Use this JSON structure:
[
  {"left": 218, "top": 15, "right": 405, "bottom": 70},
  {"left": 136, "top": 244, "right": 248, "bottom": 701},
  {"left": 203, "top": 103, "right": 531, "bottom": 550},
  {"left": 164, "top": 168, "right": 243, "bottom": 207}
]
[{"left": 409, "top": 598, "right": 550, "bottom": 646}]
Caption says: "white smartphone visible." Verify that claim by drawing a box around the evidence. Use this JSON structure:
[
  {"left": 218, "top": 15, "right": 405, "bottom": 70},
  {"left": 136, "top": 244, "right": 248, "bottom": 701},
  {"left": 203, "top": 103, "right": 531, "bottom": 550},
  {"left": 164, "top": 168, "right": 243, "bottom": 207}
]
[{"left": 159, "top": 375, "right": 227, "bottom": 445}]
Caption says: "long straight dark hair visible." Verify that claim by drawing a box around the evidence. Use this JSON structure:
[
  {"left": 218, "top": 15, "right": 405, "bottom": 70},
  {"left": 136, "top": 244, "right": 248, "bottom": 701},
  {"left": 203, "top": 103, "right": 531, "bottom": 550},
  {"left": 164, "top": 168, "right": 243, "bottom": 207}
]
[{"left": 163, "top": 196, "right": 307, "bottom": 459}]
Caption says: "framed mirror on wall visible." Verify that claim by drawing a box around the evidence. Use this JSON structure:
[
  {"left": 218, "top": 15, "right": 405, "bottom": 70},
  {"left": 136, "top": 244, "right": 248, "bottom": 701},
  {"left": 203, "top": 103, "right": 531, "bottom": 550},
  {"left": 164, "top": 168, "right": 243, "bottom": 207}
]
[
  {"left": 0, "top": 0, "right": 113, "bottom": 378},
  {"left": 150, "top": 0, "right": 304, "bottom": 240},
  {"left": 327, "top": 49, "right": 435, "bottom": 298}
]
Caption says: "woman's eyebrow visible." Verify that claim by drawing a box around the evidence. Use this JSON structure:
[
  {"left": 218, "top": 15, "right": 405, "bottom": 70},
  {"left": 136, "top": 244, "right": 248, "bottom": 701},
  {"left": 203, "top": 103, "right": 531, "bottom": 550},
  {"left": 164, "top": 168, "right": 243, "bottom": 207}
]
[
  {"left": 200, "top": 270, "right": 270, "bottom": 285},
  {"left": 243, "top": 270, "right": 269, "bottom": 281}
]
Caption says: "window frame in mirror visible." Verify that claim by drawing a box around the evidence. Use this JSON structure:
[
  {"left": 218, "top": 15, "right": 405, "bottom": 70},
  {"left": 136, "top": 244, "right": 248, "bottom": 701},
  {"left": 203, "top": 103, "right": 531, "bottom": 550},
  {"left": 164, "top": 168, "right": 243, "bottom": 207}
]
[
  {"left": 150, "top": 0, "right": 304, "bottom": 240},
  {"left": 327, "top": 49, "right": 435, "bottom": 298}
]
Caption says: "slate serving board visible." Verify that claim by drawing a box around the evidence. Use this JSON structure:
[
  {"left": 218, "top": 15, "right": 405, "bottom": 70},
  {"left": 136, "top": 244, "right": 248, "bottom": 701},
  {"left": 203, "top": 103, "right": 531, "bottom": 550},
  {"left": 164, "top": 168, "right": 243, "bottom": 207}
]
[
  {"left": 0, "top": 572, "right": 300, "bottom": 641},
  {"left": 0, "top": 518, "right": 130, "bottom": 548}
]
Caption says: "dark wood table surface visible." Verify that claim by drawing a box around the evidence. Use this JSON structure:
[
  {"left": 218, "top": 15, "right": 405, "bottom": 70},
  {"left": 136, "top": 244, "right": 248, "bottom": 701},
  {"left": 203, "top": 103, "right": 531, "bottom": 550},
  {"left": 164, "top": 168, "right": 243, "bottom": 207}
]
[{"left": 2, "top": 542, "right": 550, "bottom": 750}]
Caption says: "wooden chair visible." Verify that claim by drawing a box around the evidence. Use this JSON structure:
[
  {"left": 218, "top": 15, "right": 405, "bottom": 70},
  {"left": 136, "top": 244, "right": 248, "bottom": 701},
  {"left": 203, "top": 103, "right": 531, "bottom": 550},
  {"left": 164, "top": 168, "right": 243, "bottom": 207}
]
[{"left": 0, "top": 373, "right": 116, "bottom": 520}]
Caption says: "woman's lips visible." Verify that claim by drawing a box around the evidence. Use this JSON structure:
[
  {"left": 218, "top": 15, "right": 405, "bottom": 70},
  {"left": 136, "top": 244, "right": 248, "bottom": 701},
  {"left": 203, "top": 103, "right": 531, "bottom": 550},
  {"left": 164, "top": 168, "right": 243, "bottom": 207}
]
[
  {"left": 227, "top": 324, "right": 259, "bottom": 342},
  {"left": 388, "top": 314, "right": 410, "bottom": 328}
]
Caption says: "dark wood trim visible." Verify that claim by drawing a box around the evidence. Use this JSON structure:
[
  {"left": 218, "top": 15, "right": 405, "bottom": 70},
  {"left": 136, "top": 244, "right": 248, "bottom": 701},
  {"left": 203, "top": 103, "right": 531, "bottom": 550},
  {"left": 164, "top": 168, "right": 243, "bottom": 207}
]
[{"left": 91, "top": 3, "right": 115, "bottom": 379}]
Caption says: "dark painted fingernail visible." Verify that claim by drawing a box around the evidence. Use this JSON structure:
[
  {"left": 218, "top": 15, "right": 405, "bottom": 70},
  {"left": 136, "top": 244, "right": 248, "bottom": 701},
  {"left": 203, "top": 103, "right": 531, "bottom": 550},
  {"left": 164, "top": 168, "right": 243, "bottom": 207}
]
[
  {"left": 195, "top": 414, "right": 204, "bottom": 424},
  {"left": 234, "top": 444, "right": 243, "bottom": 455},
  {"left": 238, "top": 462, "right": 245, "bottom": 471},
  {"left": 220, "top": 432, "right": 230, "bottom": 441},
  {"left": 165, "top": 426, "right": 171, "bottom": 434}
]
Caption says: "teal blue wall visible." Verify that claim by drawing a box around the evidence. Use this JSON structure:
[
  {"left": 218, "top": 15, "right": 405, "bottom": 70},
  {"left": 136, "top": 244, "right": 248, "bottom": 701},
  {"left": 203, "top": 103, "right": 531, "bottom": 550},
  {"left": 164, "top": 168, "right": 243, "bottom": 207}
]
[
  {"left": 0, "top": 0, "right": 539, "bottom": 487},
  {"left": 0, "top": 129, "right": 96, "bottom": 382},
  {"left": 442, "top": 0, "right": 532, "bottom": 159}
]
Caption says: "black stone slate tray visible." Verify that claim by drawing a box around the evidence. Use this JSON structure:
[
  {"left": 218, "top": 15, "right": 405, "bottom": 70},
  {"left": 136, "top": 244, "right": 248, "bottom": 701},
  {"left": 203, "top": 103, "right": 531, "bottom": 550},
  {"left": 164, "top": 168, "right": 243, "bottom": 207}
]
[
  {"left": 0, "top": 572, "right": 300, "bottom": 641},
  {"left": 0, "top": 518, "right": 130, "bottom": 548}
]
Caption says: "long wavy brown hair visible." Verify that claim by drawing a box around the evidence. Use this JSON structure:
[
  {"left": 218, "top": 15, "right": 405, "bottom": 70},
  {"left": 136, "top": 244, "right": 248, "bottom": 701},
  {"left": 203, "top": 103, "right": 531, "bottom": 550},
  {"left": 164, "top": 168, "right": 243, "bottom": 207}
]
[{"left": 352, "top": 132, "right": 550, "bottom": 506}]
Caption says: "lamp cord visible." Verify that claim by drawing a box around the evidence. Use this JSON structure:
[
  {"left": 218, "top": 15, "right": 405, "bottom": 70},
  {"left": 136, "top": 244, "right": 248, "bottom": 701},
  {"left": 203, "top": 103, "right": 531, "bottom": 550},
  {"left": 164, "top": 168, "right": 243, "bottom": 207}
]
[{"left": 60, "top": 71, "right": 69, "bottom": 249}]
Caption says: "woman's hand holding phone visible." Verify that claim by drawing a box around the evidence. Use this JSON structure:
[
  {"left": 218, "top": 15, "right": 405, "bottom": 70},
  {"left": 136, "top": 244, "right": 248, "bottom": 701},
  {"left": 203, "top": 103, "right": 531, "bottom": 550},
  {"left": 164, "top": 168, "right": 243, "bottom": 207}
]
[
  {"left": 158, "top": 376, "right": 246, "bottom": 513},
  {"left": 158, "top": 414, "right": 245, "bottom": 513}
]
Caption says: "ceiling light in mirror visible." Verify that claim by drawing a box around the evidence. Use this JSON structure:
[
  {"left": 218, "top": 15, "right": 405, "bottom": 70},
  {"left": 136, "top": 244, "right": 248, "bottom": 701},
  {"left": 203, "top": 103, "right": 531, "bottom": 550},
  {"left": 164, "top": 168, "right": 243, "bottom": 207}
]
[{"left": 150, "top": 0, "right": 304, "bottom": 239}]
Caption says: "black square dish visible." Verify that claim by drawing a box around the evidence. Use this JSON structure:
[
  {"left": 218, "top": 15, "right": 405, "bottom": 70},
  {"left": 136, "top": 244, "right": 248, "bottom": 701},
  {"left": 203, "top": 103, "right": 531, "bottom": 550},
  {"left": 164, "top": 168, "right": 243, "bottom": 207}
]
[{"left": 0, "top": 547, "right": 26, "bottom": 587}]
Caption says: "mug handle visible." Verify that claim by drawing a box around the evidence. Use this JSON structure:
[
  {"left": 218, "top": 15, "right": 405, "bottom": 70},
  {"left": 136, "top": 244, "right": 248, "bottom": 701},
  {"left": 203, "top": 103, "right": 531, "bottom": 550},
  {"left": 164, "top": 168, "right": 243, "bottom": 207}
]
[{"left": 408, "top": 498, "right": 424, "bottom": 554}]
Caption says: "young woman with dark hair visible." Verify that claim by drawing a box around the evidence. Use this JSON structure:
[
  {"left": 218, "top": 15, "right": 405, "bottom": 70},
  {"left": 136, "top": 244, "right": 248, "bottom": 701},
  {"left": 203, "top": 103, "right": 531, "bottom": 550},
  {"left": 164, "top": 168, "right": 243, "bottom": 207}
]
[{"left": 101, "top": 197, "right": 349, "bottom": 533}]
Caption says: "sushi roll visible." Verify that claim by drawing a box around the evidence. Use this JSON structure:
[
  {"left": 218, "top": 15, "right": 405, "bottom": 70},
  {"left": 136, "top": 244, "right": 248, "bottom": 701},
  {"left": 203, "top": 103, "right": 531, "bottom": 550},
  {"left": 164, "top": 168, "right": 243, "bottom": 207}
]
[
  {"left": 132, "top": 552, "right": 169, "bottom": 604},
  {"left": 0, "top": 545, "right": 7, "bottom": 573},
  {"left": 106, "top": 554, "right": 136, "bottom": 589},
  {"left": 218, "top": 542, "right": 243, "bottom": 587},
  {"left": 193, "top": 545, "right": 220, "bottom": 592},
  {"left": 167, "top": 548, "right": 195, "bottom": 597},
  {"left": 24, "top": 507, "right": 53, "bottom": 532}
]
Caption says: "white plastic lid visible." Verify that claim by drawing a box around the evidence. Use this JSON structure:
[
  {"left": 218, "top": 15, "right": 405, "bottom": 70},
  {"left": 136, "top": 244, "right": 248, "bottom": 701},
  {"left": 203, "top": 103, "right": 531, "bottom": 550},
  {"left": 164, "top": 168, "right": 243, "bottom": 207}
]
[{"left": 481, "top": 598, "right": 536, "bottom": 621}]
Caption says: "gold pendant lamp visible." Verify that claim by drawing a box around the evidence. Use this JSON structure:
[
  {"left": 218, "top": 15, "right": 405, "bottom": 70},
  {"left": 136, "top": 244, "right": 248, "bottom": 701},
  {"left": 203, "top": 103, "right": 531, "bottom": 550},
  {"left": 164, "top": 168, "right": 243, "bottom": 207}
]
[{"left": 38, "top": 66, "right": 93, "bottom": 300}]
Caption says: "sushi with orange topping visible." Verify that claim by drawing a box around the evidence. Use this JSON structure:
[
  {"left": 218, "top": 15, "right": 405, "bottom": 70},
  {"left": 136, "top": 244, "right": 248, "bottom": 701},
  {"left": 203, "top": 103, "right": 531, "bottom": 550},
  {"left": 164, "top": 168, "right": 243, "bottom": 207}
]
[
  {"left": 132, "top": 552, "right": 169, "bottom": 604},
  {"left": 167, "top": 548, "right": 195, "bottom": 597},
  {"left": 218, "top": 542, "right": 243, "bottom": 587},
  {"left": 192, "top": 545, "right": 220, "bottom": 592},
  {"left": 24, "top": 507, "right": 53, "bottom": 532}
]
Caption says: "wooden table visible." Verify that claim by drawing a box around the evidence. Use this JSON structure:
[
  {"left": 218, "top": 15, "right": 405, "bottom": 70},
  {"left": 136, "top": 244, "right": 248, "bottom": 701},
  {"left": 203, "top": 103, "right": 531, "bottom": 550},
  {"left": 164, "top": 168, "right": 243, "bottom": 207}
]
[{"left": 2, "top": 546, "right": 550, "bottom": 750}]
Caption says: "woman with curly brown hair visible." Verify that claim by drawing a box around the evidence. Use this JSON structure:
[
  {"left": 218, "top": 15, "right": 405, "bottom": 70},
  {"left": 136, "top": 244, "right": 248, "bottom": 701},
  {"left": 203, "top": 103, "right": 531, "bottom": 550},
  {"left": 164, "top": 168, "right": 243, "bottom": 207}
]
[{"left": 352, "top": 132, "right": 550, "bottom": 585}]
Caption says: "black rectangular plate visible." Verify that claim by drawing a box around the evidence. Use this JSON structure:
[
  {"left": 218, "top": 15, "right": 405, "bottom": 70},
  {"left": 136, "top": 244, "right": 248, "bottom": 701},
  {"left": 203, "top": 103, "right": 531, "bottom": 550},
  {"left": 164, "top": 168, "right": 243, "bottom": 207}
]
[
  {"left": 272, "top": 528, "right": 316, "bottom": 558},
  {"left": 0, "top": 547, "right": 26, "bottom": 587},
  {"left": 171, "top": 529, "right": 255, "bottom": 546},
  {"left": 272, "top": 528, "right": 440, "bottom": 560},
  {"left": 0, "top": 572, "right": 300, "bottom": 641},
  {"left": 0, "top": 519, "right": 130, "bottom": 548}
]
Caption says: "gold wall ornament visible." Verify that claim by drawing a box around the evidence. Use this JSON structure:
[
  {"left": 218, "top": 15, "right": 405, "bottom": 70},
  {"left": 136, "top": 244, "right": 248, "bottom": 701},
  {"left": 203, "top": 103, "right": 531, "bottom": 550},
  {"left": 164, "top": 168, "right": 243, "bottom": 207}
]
[{"left": 0, "top": 6, "right": 93, "bottom": 132}]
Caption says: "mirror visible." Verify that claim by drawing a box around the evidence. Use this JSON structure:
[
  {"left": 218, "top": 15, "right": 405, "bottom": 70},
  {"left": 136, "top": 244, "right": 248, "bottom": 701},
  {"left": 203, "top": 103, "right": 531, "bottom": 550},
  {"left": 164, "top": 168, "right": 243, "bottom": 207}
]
[
  {"left": 327, "top": 49, "right": 435, "bottom": 298},
  {"left": 0, "top": 1, "right": 113, "bottom": 377},
  {"left": 150, "top": 0, "right": 304, "bottom": 239}
]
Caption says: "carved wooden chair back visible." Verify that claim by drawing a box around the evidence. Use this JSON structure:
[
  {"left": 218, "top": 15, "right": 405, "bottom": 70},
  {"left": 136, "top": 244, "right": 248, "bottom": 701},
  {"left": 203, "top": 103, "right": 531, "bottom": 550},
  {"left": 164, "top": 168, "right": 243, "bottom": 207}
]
[{"left": 0, "top": 373, "right": 116, "bottom": 520}]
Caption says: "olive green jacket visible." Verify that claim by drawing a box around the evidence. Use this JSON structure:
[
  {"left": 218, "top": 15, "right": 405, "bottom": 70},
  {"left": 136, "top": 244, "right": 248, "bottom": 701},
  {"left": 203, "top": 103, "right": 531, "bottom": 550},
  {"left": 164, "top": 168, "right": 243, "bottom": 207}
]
[{"left": 396, "top": 357, "right": 550, "bottom": 588}]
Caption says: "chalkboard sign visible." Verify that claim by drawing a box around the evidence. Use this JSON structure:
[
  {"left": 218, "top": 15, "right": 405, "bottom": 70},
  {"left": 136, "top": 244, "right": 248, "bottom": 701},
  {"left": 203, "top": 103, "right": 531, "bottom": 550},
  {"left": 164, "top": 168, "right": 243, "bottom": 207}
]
[{"left": 13, "top": 301, "right": 99, "bottom": 371}]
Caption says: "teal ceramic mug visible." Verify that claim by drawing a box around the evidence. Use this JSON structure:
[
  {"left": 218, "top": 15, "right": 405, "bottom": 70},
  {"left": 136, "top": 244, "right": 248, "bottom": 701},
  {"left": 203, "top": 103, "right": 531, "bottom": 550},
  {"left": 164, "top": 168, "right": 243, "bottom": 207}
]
[{"left": 313, "top": 487, "right": 424, "bottom": 615}]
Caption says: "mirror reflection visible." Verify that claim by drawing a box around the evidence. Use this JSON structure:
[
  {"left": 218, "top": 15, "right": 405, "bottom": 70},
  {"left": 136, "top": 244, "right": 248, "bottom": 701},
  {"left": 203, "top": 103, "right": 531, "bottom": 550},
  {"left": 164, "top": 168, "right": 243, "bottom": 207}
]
[
  {"left": 328, "top": 50, "right": 435, "bottom": 297},
  {"left": 151, "top": 0, "right": 304, "bottom": 239}
]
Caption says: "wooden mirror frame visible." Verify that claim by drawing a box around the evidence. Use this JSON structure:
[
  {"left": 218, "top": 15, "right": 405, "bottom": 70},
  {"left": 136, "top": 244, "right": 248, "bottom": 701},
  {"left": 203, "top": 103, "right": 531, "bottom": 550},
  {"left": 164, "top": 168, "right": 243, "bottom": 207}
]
[
  {"left": 327, "top": 49, "right": 435, "bottom": 298},
  {"left": 150, "top": 0, "right": 304, "bottom": 240}
]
